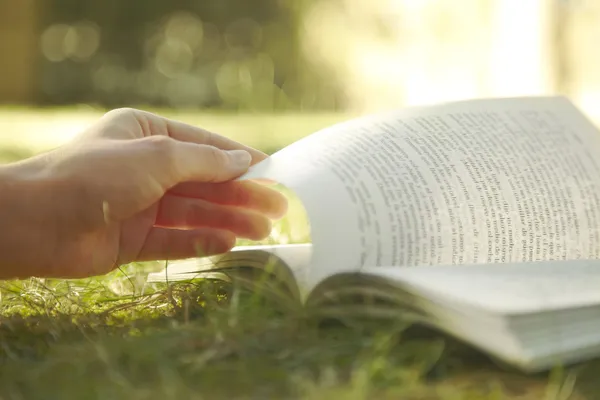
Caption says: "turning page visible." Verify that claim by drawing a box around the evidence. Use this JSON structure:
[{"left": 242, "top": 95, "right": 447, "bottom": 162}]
[{"left": 240, "top": 97, "right": 600, "bottom": 294}]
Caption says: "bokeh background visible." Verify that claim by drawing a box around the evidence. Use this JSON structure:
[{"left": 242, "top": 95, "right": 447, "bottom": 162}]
[{"left": 1, "top": 0, "right": 600, "bottom": 159}]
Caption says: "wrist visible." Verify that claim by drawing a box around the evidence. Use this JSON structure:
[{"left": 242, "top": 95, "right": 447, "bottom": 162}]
[{"left": 0, "top": 158, "right": 61, "bottom": 279}]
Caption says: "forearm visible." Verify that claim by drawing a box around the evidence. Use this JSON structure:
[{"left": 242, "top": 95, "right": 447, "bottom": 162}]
[{"left": 0, "top": 159, "right": 58, "bottom": 279}]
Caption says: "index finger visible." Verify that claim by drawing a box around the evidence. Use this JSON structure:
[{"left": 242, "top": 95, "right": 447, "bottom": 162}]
[
  {"left": 169, "top": 180, "right": 288, "bottom": 219},
  {"left": 142, "top": 110, "right": 268, "bottom": 165}
]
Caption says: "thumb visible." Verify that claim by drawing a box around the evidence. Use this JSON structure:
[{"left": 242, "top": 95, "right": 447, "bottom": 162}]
[{"left": 172, "top": 141, "right": 253, "bottom": 183}]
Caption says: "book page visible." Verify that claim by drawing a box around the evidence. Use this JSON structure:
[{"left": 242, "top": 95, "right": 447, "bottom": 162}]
[
  {"left": 240, "top": 97, "right": 600, "bottom": 294},
  {"left": 364, "top": 261, "right": 600, "bottom": 373},
  {"left": 362, "top": 259, "right": 600, "bottom": 314},
  {"left": 146, "top": 243, "right": 312, "bottom": 288}
]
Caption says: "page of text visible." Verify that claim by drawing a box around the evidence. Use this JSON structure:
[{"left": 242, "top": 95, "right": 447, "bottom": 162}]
[{"left": 240, "top": 97, "right": 600, "bottom": 294}]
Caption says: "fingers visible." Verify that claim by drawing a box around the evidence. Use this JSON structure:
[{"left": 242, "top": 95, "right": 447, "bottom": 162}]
[
  {"left": 155, "top": 194, "right": 272, "bottom": 241},
  {"left": 131, "top": 109, "right": 268, "bottom": 165},
  {"left": 169, "top": 180, "right": 288, "bottom": 219},
  {"left": 140, "top": 136, "right": 252, "bottom": 184},
  {"left": 165, "top": 119, "right": 268, "bottom": 165},
  {"left": 247, "top": 178, "right": 279, "bottom": 185},
  {"left": 135, "top": 227, "right": 236, "bottom": 261}
]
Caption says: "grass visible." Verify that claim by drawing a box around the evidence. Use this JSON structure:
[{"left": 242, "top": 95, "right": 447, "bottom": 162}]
[{"left": 1, "top": 108, "right": 600, "bottom": 399}]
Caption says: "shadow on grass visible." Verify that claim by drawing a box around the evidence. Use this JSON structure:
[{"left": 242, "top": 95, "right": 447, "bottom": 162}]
[{"left": 0, "top": 279, "right": 593, "bottom": 400}]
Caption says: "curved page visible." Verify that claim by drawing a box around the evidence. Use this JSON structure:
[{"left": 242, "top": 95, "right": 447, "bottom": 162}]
[{"left": 240, "top": 97, "right": 600, "bottom": 295}]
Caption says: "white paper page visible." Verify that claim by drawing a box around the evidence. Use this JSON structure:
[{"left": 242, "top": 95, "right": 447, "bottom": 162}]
[
  {"left": 229, "top": 243, "right": 313, "bottom": 281},
  {"left": 240, "top": 97, "right": 600, "bottom": 293},
  {"left": 362, "top": 259, "right": 600, "bottom": 315}
]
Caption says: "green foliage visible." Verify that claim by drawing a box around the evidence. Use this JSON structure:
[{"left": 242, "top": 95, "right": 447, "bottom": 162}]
[
  {"left": 0, "top": 269, "right": 591, "bottom": 399},
  {"left": 32, "top": 0, "right": 341, "bottom": 111}
]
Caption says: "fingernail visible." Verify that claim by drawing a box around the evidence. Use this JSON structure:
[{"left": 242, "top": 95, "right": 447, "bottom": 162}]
[{"left": 227, "top": 150, "right": 252, "bottom": 170}]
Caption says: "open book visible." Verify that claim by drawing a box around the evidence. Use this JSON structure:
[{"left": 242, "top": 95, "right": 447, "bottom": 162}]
[{"left": 147, "top": 96, "right": 600, "bottom": 373}]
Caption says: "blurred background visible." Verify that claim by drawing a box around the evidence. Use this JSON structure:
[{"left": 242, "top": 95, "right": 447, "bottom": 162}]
[{"left": 1, "top": 0, "right": 600, "bottom": 160}]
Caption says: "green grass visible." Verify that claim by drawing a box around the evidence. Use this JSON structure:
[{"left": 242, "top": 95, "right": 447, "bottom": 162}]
[{"left": 1, "top": 109, "right": 599, "bottom": 399}]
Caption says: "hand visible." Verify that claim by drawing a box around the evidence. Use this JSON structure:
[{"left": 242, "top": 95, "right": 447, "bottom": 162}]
[{"left": 0, "top": 108, "right": 288, "bottom": 280}]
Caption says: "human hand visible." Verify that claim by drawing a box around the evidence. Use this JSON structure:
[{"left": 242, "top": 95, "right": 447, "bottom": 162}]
[{"left": 0, "top": 108, "right": 287, "bottom": 280}]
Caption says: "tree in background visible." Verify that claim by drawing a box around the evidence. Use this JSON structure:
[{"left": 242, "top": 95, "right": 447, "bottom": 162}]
[{"left": 19, "top": 0, "right": 345, "bottom": 111}]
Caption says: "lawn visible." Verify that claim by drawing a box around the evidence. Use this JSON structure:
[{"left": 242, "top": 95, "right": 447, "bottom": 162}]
[{"left": 0, "top": 108, "right": 599, "bottom": 399}]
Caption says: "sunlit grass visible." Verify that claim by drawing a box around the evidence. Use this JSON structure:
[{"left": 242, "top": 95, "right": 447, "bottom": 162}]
[{"left": 1, "top": 109, "right": 599, "bottom": 399}]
